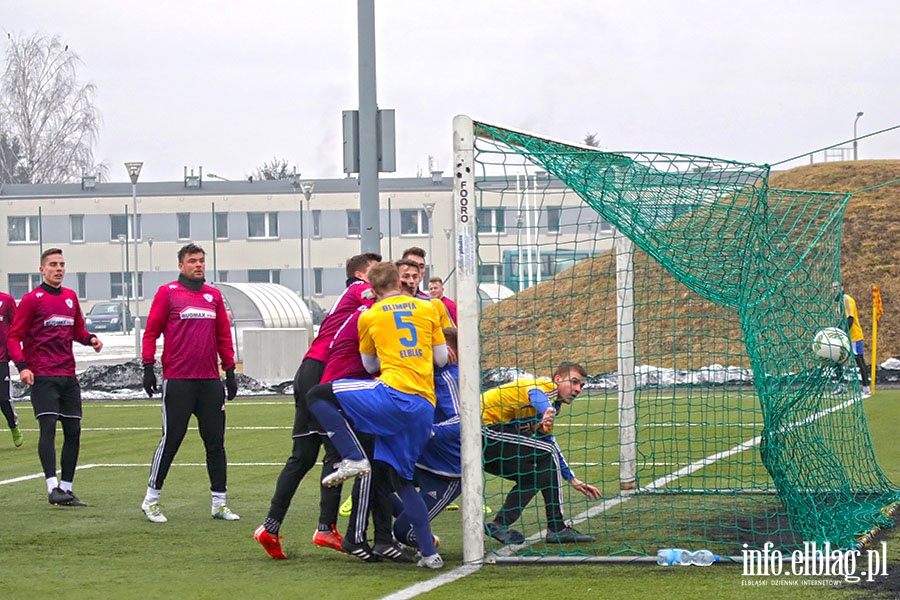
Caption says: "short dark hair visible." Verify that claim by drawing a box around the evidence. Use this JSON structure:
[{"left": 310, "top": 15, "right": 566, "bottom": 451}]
[
  {"left": 367, "top": 262, "right": 400, "bottom": 295},
  {"left": 346, "top": 252, "right": 382, "bottom": 279},
  {"left": 442, "top": 327, "right": 458, "bottom": 355},
  {"left": 401, "top": 246, "right": 426, "bottom": 261},
  {"left": 395, "top": 258, "right": 421, "bottom": 271},
  {"left": 178, "top": 243, "right": 206, "bottom": 263},
  {"left": 40, "top": 247, "right": 64, "bottom": 265},
  {"left": 554, "top": 362, "right": 587, "bottom": 379}
]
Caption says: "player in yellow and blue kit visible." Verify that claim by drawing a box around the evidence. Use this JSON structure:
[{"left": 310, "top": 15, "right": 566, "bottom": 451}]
[
  {"left": 481, "top": 363, "right": 601, "bottom": 545},
  {"left": 833, "top": 282, "right": 871, "bottom": 397},
  {"left": 307, "top": 261, "right": 448, "bottom": 568}
]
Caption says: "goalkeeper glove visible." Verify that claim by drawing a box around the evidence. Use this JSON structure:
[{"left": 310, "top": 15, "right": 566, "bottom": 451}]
[
  {"left": 225, "top": 368, "right": 237, "bottom": 400},
  {"left": 143, "top": 363, "right": 158, "bottom": 397}
]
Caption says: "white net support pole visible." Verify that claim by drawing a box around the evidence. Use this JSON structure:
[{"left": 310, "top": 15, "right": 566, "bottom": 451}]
[
  {"left": 616, "top": 229, "right": 637, "bottom": 490},
  {"left": 453, "top": 114, "right": 486, "bottom": 564}
]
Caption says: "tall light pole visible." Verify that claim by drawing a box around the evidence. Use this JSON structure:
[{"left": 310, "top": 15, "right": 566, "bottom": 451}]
[
  {"left": 147, "top": 237, "right": 154, "bottom": 282},
  {"left": 125, "top": 162, "right": 143, "bottom": 327},
  {"left": 423, "top": 202, "right": 435, "bottom": 285},
  {"left": 118, "top": 235, "right": 127, "bottom": 319},
  {"left": 301, "top": 182, "right": 315, "bottom": 304},
  {"left": 443, "top": 227, "right": 453, "bottom": 297},
  {"left": 853, "top": 111, "right": 864, "bottom": 160}
]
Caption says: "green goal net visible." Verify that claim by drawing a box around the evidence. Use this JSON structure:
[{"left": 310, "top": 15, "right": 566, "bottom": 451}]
[{"left": 452, "top": 116, "right": 900, "bottom": 563}]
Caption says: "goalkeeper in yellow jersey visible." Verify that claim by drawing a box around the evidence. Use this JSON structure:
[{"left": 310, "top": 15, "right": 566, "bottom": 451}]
[
  {"left": 833, "top": 283, "right": 871, "bottom": 397},
  {"left": 481, "top": 363, "right": 600, "bottom": 545}
]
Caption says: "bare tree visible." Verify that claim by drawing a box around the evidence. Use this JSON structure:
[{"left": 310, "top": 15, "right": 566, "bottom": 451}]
[
  {"left": 584, "top": 132, "right": 600, "bottom": 148},
  {"left": 0, "top": 33, "right": 101, "bottom": 183},
  {"left": 0, "top": 131, "right": 26, "bottom": 182},
  {"left": 254, "top": 157, "right": 294, "bottom": 181}
]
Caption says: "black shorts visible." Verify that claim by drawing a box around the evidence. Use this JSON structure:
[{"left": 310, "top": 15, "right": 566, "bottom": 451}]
[
  {"left": 292, "top": 357, "right": 326, "bottom": 437},
  {"left": 1, "top": 362, "right": 9, "bottom": 402},
  {"left": 31, "top": 376, "right": 82, "bottom": 420}
]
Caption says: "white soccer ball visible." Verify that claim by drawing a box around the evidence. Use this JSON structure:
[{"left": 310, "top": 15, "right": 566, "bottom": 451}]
[{"left": 812, "top": 327, "right": 851, "bottom": 365}]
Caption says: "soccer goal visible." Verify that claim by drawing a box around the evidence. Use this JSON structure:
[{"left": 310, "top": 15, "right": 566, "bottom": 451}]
[{"left": 452, "top": 115, "right": 900, "bottom": 564}]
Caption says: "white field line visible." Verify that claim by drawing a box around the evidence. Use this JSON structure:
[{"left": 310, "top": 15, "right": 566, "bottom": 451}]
[
  {"left": 487, "top": 394, "right": 861, "bottom": 565},
  {"left": 3, "top": 395, "right": 858, "bottom": 599},
  {"left": 0, "top": 462, "right": 291, "bottom": 486}
]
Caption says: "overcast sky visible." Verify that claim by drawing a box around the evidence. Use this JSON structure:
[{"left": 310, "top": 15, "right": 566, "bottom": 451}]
[{"left": 3, "top": 0, "right": 898, "bottom": 182}]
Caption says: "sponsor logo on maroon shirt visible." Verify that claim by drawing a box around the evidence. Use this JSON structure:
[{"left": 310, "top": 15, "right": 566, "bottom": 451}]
[
  {"left": 44, "top": 314, "right": 75, "bottom": 327},
  {"left": 179, "top": 307, "right": 216, "bottom": 320}
]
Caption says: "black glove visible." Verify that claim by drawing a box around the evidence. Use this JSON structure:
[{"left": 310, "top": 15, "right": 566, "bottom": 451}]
[
  {"left": 143, "top": 363, "right": 158, "bottom": 397},
  {"left": 225, "top": 368, "right": 237, "bottom": 400}
]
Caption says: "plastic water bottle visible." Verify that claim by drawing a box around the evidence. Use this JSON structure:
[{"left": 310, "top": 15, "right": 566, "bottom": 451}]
[
  {"left": 656, "top": 548, "right": 692, "bottom": 566},
  {"left": 690, "top": 549, "right": 719, "bottom": 566},
  {"left": 656, "top": 549, "right": 720, "bottom": 566}
]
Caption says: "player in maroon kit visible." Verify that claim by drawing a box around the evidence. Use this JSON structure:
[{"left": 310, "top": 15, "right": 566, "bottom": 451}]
[
  {"left": 0, "top": 288, "right": 24, "bottom": 448},
  {"left": 320, "top": 304, "right": 407, "bottom": 562},
  {"left": 254, "top": 252, "right": 381, "bottom": 560},
  {"left": 7, "top": 248, "right": 102, "bottom": 506},
  {"left": 139, "top": 243, "right": 238, "bottom": 523}
]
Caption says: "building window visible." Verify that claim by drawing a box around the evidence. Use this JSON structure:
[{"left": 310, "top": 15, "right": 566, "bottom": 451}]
[
  {"left": 248, "top": 269, "right": 280, "bottom": 284},
  {"left": 111, "top": 273, "right": 144, "bottom": 299},
  {"left": 110, "top": 214, "right": 142, "bottom": 241},
  {"left": 70, "top": 215, "right": 85, "bottom": 242},
  {"left": 346, "top": 210, "right": 360, "bottom": 237},
  {"left": 598, "top": 218, "right": 612, "bottom": 232},
  {"left": 76, "top": 272, "right": 87, "bottom": 299},
  {"left": 546, "top": 207, "right": 561, "bottom": 233},
  {"left": 8, "top": 273, "right": 41, "bottom": 298},
  {"left": 400, "top": 208, "right": 430, "bottom": 236},
  {"left": 248, "top": 212, "right": 278, "bottom": 239},
  {"left": 476, "top": 208, "right": 505, "bottom": 234},
  {"left": 479, "top": 264, "right": 503, "bottom": 283},
  {"left": 177, "top": 213, "right": 191, "bottom": 240},
  {"left": 314, "top": 268, "right": 323, "bottom": 295},
  {"left": 312, "top": 210, "right": 321, "bottom": 238},
  {"left": 110, "top": 273, "right": 125, "bottom": 299},
  {"left": 215, "top": 212, "right": 229, "bottom": 239},
  {"left": 8, "top": 216, "right": 40, "bottom": 243}
]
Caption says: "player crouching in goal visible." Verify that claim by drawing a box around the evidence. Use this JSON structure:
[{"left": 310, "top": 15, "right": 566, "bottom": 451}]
[
  {"left": 307, "top": 261, "right": 448, "bottom": 568},
  {"left": 481, "top": 363, "right": 601, "bottom": 545}
]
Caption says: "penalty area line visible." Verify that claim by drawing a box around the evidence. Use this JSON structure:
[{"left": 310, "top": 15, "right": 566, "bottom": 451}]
[
  {"left": 0, "top": 461, "right": 294, "bottom": 487},
  {"left": 380, "top": 564, "right": 482, "bottom": 600}
]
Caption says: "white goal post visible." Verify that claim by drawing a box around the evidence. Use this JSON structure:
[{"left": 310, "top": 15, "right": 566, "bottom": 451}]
[{"left": 452, "top": 115, "right": 639, "bottom": 563}]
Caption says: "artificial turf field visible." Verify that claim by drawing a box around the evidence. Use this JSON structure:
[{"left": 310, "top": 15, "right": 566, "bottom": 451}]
[{"left": 2, "top": 389, "right": 899, "bottom": 599}]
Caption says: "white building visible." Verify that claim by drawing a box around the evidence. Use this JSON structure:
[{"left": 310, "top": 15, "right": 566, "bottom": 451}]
[{"left": 1, "top": 169, "right": 613, "bottom": 317}]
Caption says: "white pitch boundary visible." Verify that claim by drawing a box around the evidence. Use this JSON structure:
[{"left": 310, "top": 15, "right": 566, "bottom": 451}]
[
  {"left": 2, "top": 395, "right": 859, "bottom": 598},
  {"left": 487, "top": 394, "right": 861, "bottom": 563},
  {"left": 0, "top": 462, "right": 291, "bottom": 486}
]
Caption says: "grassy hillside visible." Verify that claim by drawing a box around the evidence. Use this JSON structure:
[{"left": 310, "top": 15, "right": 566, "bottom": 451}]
[
  {"left": 481, "top": 160, "right": 900, "bottom": 372},
  {"left": 770, "top": 160, "right": 900, "bottom": 362}
]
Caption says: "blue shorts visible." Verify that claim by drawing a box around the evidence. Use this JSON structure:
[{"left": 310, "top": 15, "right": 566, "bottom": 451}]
[
  {"left": 332, "top": 379, "right": 434, "bottom": 481},
  {"left": 853, "top": 340, "right": 864, "bottom": 356}
]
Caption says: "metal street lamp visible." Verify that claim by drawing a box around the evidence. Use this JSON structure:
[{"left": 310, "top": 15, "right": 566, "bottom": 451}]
[
  {"left": 118, "top": 235, "right": 127, "bottom": 316},
  {"left": 443, "top": 227, "right": 453, "bottom": 297},
  {"left": 853, "top": 112, "right": 864, "bottom": 160},
  {"left": 423, "top": 202, "right": 435, "bottom": 285},
  {"left": 125, "top": 161, "right": 143, "bottom": 328},
  {"left": 301, "top": 182, "right": 315, "bottom": 304},
  {"left": 147, "top": 237, "right": 154, "bottom": 280},
  {"left": 207, "top": 173, "right": 230, "bottom": 181}
]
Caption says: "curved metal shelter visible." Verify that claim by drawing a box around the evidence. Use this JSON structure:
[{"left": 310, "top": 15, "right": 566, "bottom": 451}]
[
  {"left": 213, "top": 282, "right": 314, "bottom": 349},
  {"left": 477, "top": 283, "right": 515, "bottom": 310}
]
